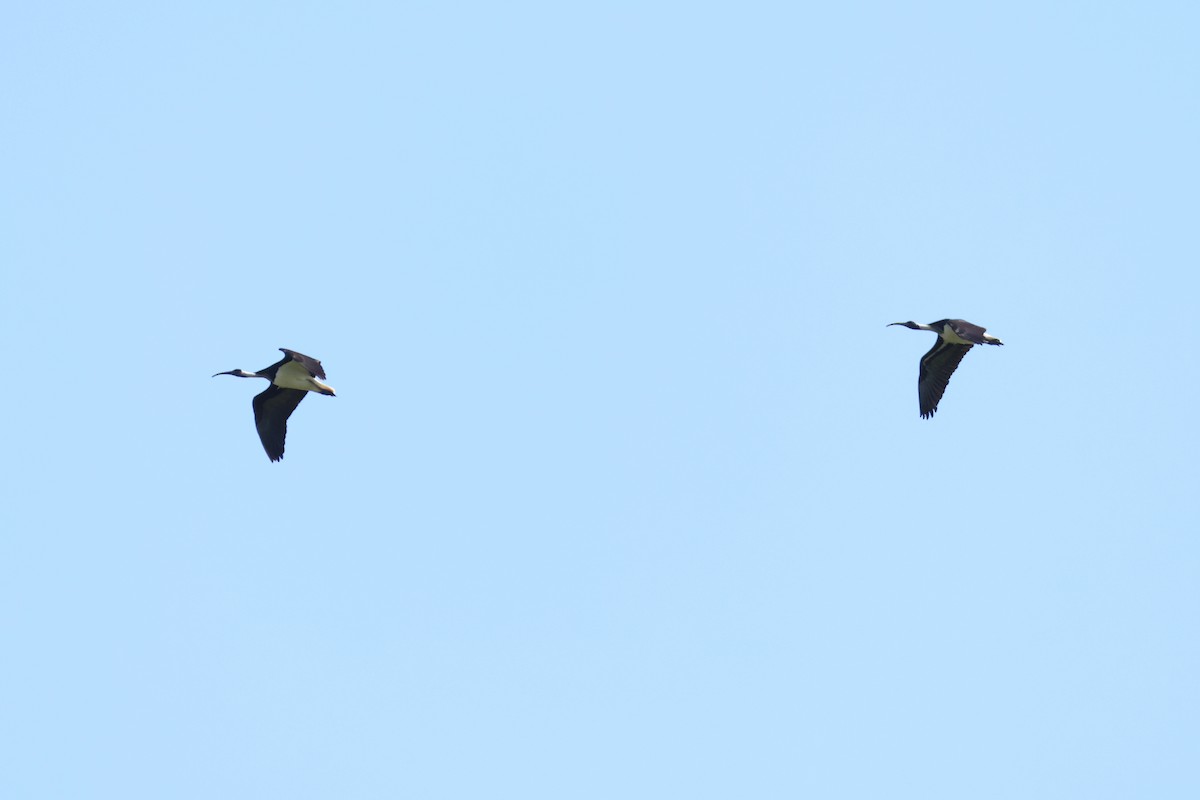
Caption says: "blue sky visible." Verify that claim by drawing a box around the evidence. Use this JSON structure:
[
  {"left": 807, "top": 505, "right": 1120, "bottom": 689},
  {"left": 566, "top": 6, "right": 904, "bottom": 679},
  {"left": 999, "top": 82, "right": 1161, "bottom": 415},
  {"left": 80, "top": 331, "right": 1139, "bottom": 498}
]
[{"left": 3, "top": 2, "right": 1198, "bottom": 797}]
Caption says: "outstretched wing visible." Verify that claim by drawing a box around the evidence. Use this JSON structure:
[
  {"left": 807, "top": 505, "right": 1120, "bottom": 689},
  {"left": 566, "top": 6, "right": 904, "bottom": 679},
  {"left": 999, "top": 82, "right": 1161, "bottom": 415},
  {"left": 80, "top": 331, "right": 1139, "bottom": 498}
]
[
  {"left": 252, "top": 386, "right": 307, "bottom": 461},
  {"left": 944, "top": 319, "right": 992, "bottom": 345},
  {"left": 279, "top": 348, "right": 326, "bottom": 379},
  {"left": 918, "top": 340, "right": 973, "bottom": 418}
]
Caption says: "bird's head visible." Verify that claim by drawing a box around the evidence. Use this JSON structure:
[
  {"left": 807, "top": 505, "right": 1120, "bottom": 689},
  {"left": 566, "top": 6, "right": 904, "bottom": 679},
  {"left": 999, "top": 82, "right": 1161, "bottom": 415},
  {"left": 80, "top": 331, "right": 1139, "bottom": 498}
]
[
  {"left": 212, "top": 369, "right": 255, "bottom": 378},
  {"left": 887, "top": 321, "right": 922, "bottom": 330}
]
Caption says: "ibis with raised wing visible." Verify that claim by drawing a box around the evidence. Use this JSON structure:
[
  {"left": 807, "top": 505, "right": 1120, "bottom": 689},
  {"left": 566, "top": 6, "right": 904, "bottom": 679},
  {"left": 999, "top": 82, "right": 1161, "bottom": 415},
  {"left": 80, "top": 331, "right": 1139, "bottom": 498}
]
[
  {"left": 214, "top": 348, "right": 336, "bottom": 461},
  {"left": 888, "top": 319, "right": 1003, "bottom": 418}
]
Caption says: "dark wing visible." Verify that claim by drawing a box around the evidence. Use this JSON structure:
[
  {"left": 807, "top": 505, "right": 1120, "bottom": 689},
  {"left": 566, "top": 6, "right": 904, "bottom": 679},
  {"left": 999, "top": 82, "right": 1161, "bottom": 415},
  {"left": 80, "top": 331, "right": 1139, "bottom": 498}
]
[
  {"left": 252, "top": 386, "right": 307, "bottom": 461},
  {"left": 918, "top": 340, "right": 973, "bottom": 418},
  {"left": 279, "top": 348, "right": 326, "bottom": 379},
  {"left": 945, "top": 319, "right": 990, "bottom": 345}
]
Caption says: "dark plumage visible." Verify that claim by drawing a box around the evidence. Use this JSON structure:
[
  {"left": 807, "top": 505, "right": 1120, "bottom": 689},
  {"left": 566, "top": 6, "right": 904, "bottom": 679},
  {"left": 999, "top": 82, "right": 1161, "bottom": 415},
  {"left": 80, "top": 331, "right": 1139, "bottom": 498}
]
[{"left": 252, "top": 385, "right": 308, "bottom": 462}]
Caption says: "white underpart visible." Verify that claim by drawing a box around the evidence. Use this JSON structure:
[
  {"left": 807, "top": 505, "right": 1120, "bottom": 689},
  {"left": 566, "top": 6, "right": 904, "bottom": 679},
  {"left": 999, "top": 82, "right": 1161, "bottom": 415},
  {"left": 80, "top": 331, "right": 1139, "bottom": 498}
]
[
  {"left": 274, "top": 360, "right": 337, "bottom": 394},
  {"left": 309, "top": 377, "right": 337, "bottom": 394},
  {"left": 941, "top": 323, "right": 974, "bottom": 345}
]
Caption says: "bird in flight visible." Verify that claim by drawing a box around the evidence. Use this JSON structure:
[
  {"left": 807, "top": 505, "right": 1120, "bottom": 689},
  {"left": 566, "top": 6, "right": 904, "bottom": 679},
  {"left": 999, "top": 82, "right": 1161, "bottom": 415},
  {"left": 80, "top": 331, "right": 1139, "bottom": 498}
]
[
  {"left": 213, "top": 348, "right": 336, "bottom": 461},
  {"left": 888, "top": 319, "right": 1003, "bottom": 418}
]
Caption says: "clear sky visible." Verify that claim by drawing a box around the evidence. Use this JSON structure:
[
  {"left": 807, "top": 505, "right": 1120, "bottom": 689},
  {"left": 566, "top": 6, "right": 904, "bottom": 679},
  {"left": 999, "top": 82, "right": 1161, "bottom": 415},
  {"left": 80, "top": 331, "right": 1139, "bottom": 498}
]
[{"left": 3, "top": 2, "right": 1198, "bottom": 798}]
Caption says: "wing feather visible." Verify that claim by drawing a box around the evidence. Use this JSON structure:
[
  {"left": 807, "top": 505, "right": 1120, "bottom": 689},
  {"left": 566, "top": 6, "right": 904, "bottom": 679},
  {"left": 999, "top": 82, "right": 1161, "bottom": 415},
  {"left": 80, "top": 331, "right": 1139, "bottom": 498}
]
[
  {"left": 279, "top": 349, "right": 327, "bottom": 379},
  {"left": 252, "top": 386, "right": 307, "bottom": 461},
  {"left": 918, "top": 340, "right": 973, "bottom": 418},
  {"left": 945, "top": 319, "right": 991, "bottom": 345}
]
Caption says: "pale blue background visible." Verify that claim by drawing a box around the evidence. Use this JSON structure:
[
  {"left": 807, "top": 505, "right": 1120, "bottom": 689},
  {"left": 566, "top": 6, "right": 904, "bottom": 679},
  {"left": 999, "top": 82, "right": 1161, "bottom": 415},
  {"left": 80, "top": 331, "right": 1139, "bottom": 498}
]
[{"left": 3, "top": 2, "right": 1198, "bottom": 798}]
